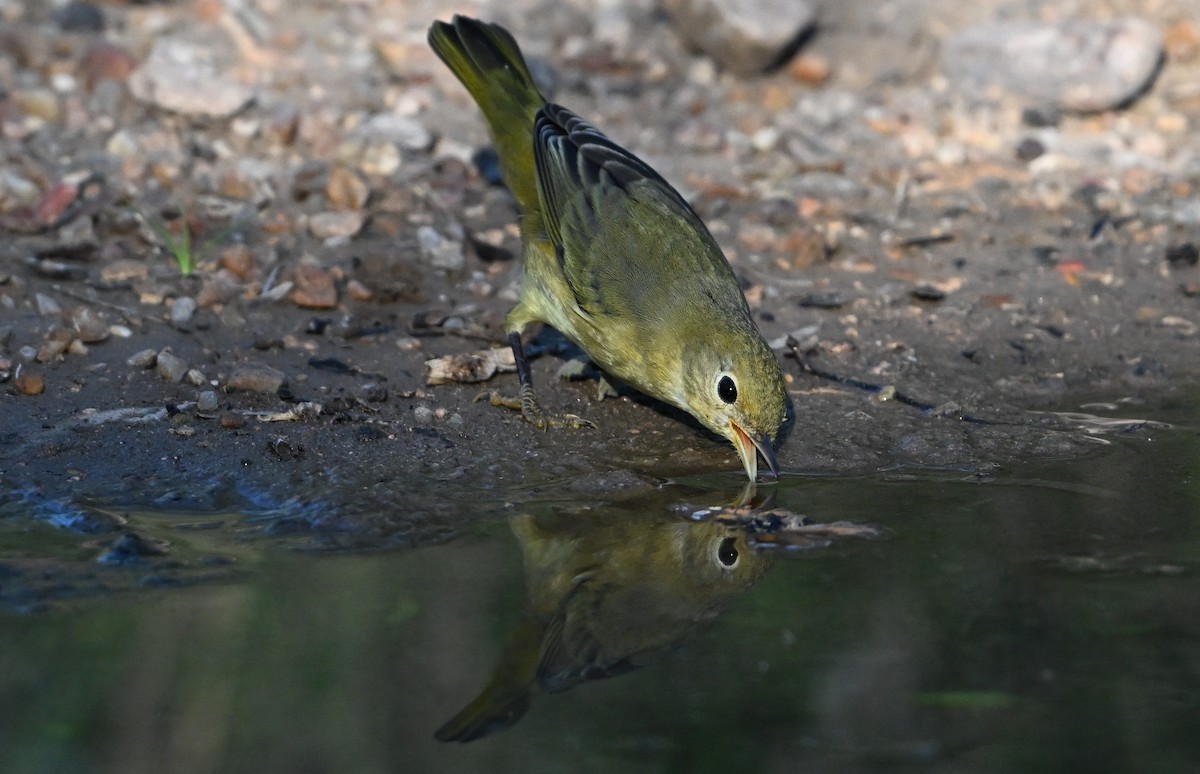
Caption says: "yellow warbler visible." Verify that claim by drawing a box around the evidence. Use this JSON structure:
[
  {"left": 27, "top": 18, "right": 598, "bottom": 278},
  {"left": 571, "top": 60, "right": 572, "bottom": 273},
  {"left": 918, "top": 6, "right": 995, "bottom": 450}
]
[
  {"left": 435, "top": 510, "right": 772, "bottom": 742},
  {"left": 428, "top": 16, "right": 789, "bottom": 479}
]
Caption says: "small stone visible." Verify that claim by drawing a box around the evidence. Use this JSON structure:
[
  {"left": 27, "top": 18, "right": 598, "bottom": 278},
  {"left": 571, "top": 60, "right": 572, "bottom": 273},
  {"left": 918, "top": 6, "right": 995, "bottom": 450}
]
[
  {"left": 126, "top": 348, "right": 158, "bottom": 368},
  {"left": 68, "top": 339, "right": 89, "bottom": 356},
  {"left": 798, "top": 291, "right": 846, "bottom": 309},
  {"left": 227, "top": 362, "right": 286, "bottom": 393},
  {"left": 16, "top": 89, "right": 60, "bottom": 122},
  {"left": 35, "top": 293, "right": 62, "bottom": 317},
  {"left": 128, "top": 39, "right": 254, "bottom": 118},
  {"left": 355, "top": 141, "right": 402, "bottom": 177},
  {"left": 308, "top": 210, "right": 364, "bottom": 240},
  {"left": 291, "top": 263, "right": 338, "bottom": 309},
  {"left": 662, "top": 0, "right": 817, "bottom": 74},
  {"left": 100, "top": 259, "right": 149, "bottom": 283},
  {"left": 396, "top": 336, "right": 422, "bottom": 352},
  {"left": 266, "top": 102, "right": 301, "bottom": 145},
  {"left": 170, "top": 296, "right": 197, "bottom": 325},
  {"left": 942, "top": 18, "right": 1164, "bottom": 113},
  {"left": 326, "top": 166, "right": 369, "bottom": 211},
  {"left": 65, "top": 306, "right": 110, "bottom": 342},
  {"left": 218, "top": 244, "right": 257, "bottom": 280},
  {"left": 197, "top": 390, "right": 219, "bottom": 412},
  {"left": 357, "top": 113, "right": 432, "bottom": 151},
  {"left": 197, "top": 274, "right": 241, "bottom": 308},
  {"left": 1181, "top": 282, "right": 1200, "bottom": 298},
  {"left": 359, "top": 382, "right": 388, "bottom": 402},
  {"left": 56, "top": 1, "right": 105, "bottom": 32},
  {"left": 346, "top": 279, "right": 374, "bottom": 302},
  {"left": 417, "top": 225, "right": 466, "bottom": 271},
  {"left": 14, "top": 372, "right": 45, "bottom": 395},
  {"left": 413, "top": 404, "right": 434, "bottom": 425},
  {"left": 1021, "top": 106, "right": 1062, "bottom": 128},
  {"left": 156, "top": 349, "right": 188, "bottom": 382},
  {"left": 36, "top": 339, "right": 68, "bottom": 363},
  {"left": 220, "top": 412, "right": 246, "bottom": 429},
  {"left": 185, "top": 368, "right": 207, "bottom": 387},
  {"left": 81, "top": 41, "right": 138, "bottom": 89},
  {"left": 1165, "top": 243, "right": 1199, "bottom": 268},
  {"left": 787, "top": 53, "right": 830, "bottom": 85},
  {"left": 911, "top": 285, "right": 946, "bottom": 302},
  {"left": 1015, "top": 137, "right": 1046, "bottom": 162}
]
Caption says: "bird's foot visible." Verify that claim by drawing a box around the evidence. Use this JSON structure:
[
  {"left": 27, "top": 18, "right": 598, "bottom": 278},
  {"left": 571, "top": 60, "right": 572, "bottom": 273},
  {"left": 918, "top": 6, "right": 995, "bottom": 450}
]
[{"left": 474, "top": 385, "right": 596, "bottom": 430}]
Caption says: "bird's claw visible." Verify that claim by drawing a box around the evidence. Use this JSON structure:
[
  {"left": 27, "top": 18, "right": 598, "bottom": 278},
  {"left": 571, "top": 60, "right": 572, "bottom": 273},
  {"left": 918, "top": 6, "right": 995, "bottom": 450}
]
[{"left": 474, "top": 388, "right": 596, "bottom": 430}]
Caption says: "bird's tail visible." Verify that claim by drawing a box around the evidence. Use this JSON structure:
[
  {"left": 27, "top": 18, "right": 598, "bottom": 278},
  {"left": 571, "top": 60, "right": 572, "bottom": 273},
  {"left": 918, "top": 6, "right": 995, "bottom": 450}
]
[{"left": 428, "top": 16, "right": 545, "bottom": 212}]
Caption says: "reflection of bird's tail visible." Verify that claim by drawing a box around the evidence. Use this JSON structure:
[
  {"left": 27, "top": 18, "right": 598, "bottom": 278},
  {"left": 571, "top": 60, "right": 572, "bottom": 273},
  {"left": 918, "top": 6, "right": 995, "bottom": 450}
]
[
  {"left": 434, "top": 681, "right": 532, "bottom": 743},
  {"left": 427, "top": 15, "right": 544, "bottom": 212},
  {"left": 434, "top": 608, "right": 543, "bottom": 743}
]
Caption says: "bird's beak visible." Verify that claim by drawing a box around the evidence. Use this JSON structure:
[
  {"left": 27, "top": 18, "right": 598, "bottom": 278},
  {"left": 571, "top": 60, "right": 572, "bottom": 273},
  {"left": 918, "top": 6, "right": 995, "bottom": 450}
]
[{"left": 730, "top": 422, "right": 779, "bottom": 481}]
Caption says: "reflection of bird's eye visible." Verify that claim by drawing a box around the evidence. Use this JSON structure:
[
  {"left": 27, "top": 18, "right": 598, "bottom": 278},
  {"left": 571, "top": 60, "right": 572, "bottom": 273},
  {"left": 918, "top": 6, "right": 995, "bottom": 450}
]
[{"left": 717, "top": 536, "right": 740, "bottom": 568}]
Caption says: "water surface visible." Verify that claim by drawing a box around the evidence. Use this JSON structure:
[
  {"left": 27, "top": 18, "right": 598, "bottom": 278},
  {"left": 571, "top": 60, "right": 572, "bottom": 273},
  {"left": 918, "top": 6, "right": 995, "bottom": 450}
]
[{"left": 1, "top": 396, "right": 1198, "bottom": 773}]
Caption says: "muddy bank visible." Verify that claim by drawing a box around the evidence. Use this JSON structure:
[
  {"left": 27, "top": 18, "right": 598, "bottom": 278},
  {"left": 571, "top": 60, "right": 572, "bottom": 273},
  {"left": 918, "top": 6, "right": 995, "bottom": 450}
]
[{"left": 2, "top": 0, "right": 1200, "bottom": 541}]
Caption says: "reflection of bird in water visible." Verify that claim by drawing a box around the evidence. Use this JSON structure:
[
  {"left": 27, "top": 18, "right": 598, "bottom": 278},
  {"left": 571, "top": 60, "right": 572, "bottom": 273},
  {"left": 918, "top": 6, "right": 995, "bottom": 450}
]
[{"left": 435, "top": 510, "right": 774, "bottom": 742}]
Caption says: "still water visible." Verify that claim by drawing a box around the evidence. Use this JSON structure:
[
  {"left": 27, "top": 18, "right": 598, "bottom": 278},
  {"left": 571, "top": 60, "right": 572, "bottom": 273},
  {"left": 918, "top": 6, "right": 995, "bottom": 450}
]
[{"left": 1, "top": 397, "right": 1198, "bottom": 774}]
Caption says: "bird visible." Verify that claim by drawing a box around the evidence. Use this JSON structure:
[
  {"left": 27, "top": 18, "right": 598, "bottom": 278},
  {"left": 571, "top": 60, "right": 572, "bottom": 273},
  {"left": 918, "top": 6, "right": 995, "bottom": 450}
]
[
  {"left": 434, "top": 510, "right": 773, "bottom": 742},
  {"left": 428, "top": 16, "right": 790, "bottom": 480}
]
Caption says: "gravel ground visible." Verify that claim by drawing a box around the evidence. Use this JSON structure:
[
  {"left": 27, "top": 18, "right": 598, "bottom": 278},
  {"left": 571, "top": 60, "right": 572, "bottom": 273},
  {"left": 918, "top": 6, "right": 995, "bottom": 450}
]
[{"left": 2, "top": 0, "right": 1199, "bottom": 550}]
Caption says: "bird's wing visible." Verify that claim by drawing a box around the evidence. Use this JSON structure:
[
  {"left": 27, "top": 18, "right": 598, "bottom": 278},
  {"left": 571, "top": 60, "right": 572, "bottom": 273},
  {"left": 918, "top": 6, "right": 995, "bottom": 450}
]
[{"left": 532, "top": 103, "right": 709, "bottom": 317}]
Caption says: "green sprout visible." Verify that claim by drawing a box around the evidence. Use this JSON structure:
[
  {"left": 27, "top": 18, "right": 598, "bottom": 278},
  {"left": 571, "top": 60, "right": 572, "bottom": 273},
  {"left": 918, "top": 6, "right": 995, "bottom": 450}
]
[{"left": 133, "top": 206, "right": 195, "bottom": 276}]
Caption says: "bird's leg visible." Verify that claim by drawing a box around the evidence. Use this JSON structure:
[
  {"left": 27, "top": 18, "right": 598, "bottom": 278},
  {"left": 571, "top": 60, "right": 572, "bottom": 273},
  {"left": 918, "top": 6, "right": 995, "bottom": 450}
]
[{"left": 478, "top": 332, "right": 596, "bottom": 430}]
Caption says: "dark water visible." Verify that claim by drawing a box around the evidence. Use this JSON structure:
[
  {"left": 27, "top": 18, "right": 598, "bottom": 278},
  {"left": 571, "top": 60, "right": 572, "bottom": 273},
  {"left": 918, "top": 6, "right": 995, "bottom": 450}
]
[{"left": 1, "top": 397, "right": 1198, "bottom": 774}]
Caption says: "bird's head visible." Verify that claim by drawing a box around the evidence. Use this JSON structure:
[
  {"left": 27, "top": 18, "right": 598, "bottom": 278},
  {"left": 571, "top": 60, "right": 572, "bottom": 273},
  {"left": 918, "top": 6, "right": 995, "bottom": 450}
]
[{"left": 677, "top": 329, "right": 789, "bottom": 481}]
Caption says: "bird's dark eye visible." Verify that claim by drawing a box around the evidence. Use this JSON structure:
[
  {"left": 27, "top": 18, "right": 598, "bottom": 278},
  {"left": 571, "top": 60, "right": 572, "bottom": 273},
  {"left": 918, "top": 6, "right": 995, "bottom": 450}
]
[
  {"left": 717, "top": 537, "right": 739, "bottom": 567},
  {"left": 717, "top": 375, "right": 737, "bottom": 404}
]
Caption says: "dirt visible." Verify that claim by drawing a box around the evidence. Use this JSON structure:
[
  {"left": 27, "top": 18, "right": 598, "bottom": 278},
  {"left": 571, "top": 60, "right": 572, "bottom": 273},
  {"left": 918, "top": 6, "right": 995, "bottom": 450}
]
[{"left": 2, "top": 0, "right": 1200, "bottom": 560}]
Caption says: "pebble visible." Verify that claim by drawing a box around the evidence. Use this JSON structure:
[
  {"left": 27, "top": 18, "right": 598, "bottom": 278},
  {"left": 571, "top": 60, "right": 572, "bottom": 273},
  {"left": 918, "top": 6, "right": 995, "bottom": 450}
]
[
  {"left": 308, "top": 210, "right": 365, "bottom": 241},
  {"left": 326, "top": 166, "right": 369, "bottom": 211},
  {"left": 35, "top": 340, "right": 66, "bottom": 362},
  {"left": 128, "top": 39, "right": 254, "bottom": 118},
  {"left": 65, "top": 306, "right": 109, "bottom": 342},
  {"left": 266, "top": 102, "right": 301, "bottom": 145},
  {"left": 291, "top": 263, "right": 338, "bottom": 309},
  {"left": 197, "top": 390, "right": 220, "bottom": 412},
  {"left": 14, "top": 372, "right": 45, "bottom": 396},
  {"left": 218, "top": 244, "right": 257, "bottom": 280},
  {"left": 226, "top": 362, "right": 286, "bottom": 393},
  {"left": 197, "top": 273, "right": 242, "bottom": 308},
  {"left": 81, "top": 41, "right": 138, "bottom": 89},
  {"left": 1015, "top": 137, "right": 1046, "bottom": 162},
  {"left": 35, "top": 293, "right": 62, "bottom": 317},
  {"left": 100, "top": 260, "right": 149, "bottom": 283},
  {"left": 355, "top": 141, "right": 402, "bottom": 177},
  {"left": 358, "top": 382, "right": 388, "bottom": 403},
  {"left": 126, "top": 348, "right": 158, "bottom": 368},
  {"left": 413, "top": 405, "right": 435, "bottom": 425},
  {"left": 662, "top": 0, "right": 817, "bottom": 74},
  {"left": 185, "top": 369, "right": 207, "bottom": 387},
  {"left": 346, "top": 279, "right": 374, "bottom": 302},
  {"left": 417, "top": 225, "right": 466, "bottom": 271},
  {"left": 220, "top": 413, "right": 246, "bottom": 429},
  {"left": 170, "top": 296, "right": 197, "bottom": 325},
  {"left": 1165, "top": 243, "right": 1199, "bottom": 268},
  {"left": 156, "top": 349, "right": 188, "bottom": 383},
  {"left": 357, "top": 113, "right": 433, "bottom": 151},
  {"left": 942, "top": 18, "right": 1164, "bottom": 112},
  {"left": 56, "top": 1, "right": 105, "bottom": 32}
]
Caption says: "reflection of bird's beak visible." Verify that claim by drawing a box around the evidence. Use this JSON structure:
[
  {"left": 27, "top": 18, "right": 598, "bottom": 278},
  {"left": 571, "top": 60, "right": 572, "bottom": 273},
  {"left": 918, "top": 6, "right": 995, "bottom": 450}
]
[{"left": 730, "top": 422, "right": 779, "bottom": 481}]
